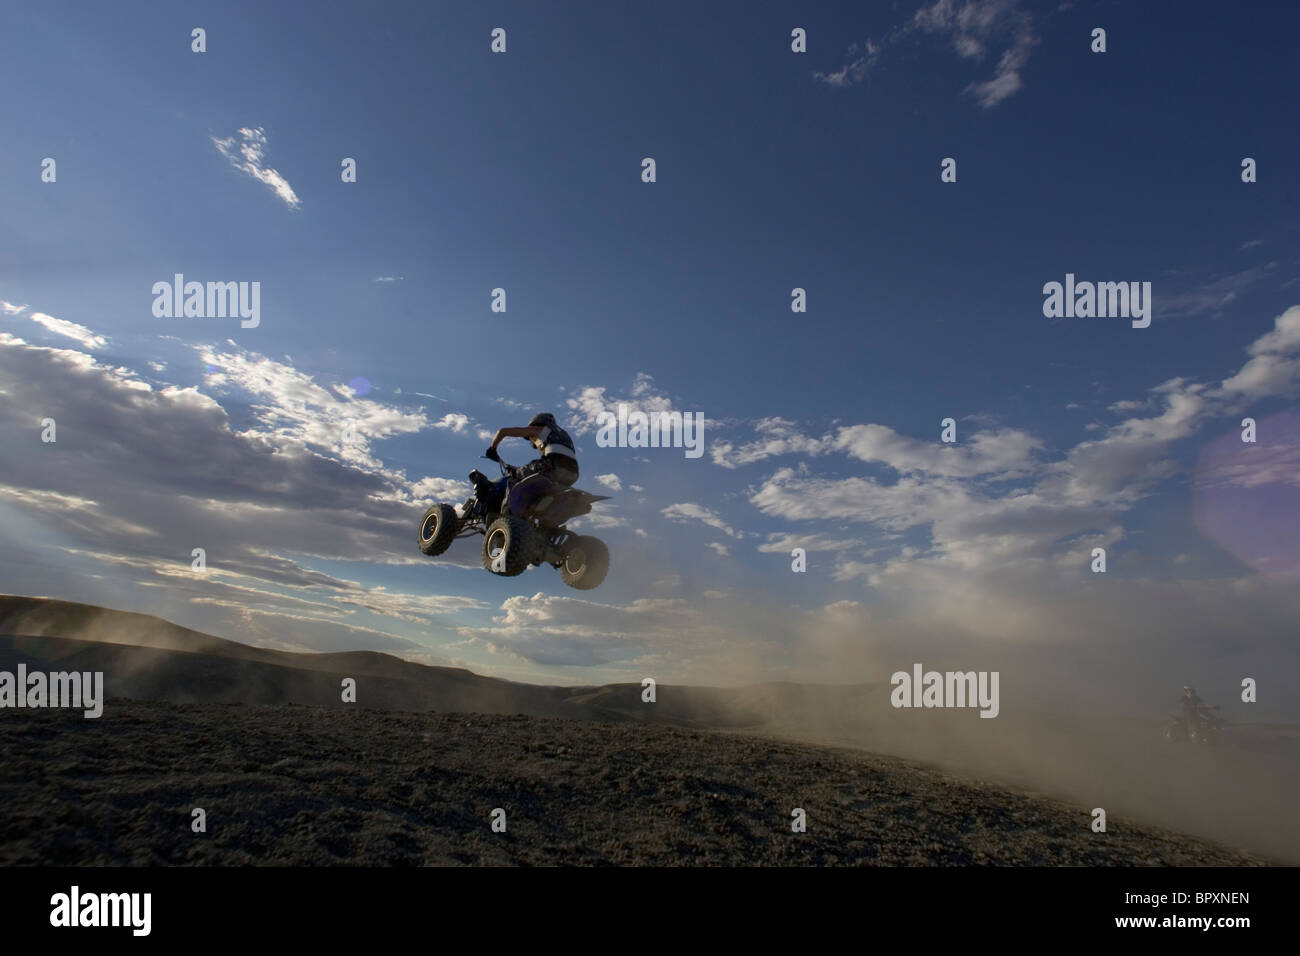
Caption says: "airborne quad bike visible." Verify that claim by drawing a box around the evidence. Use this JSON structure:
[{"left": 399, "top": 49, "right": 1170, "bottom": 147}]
[{"left": 417, "top": 457, "right": 611, "bottom": 589}]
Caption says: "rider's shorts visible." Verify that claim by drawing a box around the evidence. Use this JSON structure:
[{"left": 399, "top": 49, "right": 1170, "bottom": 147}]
[{"left": 507, "top": 455, "right": 579, "bottom": 515}]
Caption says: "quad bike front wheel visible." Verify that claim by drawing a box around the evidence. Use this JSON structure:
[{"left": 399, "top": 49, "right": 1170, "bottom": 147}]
[
  {"left": 560, "top": 535, "right": 609, "bottom": 590},
  {"left": 483, "top": 515, "right": 535, "bottom": 576},
  {"left": 418, "top": 503, "right": 459, "bottom": 556}
]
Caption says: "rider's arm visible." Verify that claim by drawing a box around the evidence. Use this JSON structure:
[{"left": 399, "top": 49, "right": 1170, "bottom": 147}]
[{"left": 489, "top": 425, "right": 545, "bottom": 451}]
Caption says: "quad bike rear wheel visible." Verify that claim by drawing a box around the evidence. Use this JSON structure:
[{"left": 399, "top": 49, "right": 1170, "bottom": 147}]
[
  {"left": 560, "top": 535, "right": 609, "bottom": 590},
  {"left": 418, "top": 503, "right": 459, "bottom": 556},
  {"left": 483, "top": 515, "right": 536, "bottom": 576}
]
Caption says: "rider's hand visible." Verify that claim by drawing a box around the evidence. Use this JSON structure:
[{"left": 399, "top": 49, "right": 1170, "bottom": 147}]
[{"left": 484, "top": 446, "right": 501, "bottom": 462}]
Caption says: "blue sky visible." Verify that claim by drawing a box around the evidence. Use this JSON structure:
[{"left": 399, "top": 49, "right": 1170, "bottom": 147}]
[{"left": 2, "top": 1, "right": 1298, "bottom": 715}]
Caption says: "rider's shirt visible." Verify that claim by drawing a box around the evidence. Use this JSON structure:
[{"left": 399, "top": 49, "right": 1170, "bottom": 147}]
[{"left": 532, "top": 423, "right": 578, "bottom": 464}]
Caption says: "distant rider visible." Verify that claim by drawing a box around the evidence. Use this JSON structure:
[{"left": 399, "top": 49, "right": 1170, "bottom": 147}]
[{"left": 1179, "top": 685, "right": 1216, "bottom": 739}]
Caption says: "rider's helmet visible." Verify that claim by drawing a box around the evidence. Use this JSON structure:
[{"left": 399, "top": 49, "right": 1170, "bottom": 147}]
[
  {"left": 1183, "top": 685, "right": 1195, "bottom": 694},
  {"left": 529, "top": 412, "right": 557, "bottom": 428}
]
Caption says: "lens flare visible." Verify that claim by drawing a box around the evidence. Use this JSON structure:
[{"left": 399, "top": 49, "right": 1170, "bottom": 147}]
[{"left": 1193, "top": 410, "right": 1300, "bottom": 577}]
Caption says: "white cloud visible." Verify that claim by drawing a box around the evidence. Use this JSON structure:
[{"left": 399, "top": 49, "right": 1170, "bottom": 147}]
[
  {"left": 745, "top": 303, "right": 1300, "bottom": 585},
  {"left": 758, "top": 532, "right": 863, "bottom": 554},
  {"left": 211, "top": 127, "right": 302, "bottom": 209},
  {"left": 711, "top": 417, "right": 833, "bottom": 468},
  {"left": 5, "top": 297, "right": 1300, "bottom": 693},
  {"left": 1161, "top": 263, "right": 1276, "bottom": 318},
  {"left": 198, "top": 343, "right": 432, "bottom": 478},
  {"left": 712, "top": 417, "right": 1040, "bottom": 478},
  {"left": 662, "top": 502, "right": 742, "bottom": 538},
  {"left": 564, "top": 373, "right": 678, "bottom": 434},
  {"left": 0, "top": 327, "right": 493, "bottom": 655},
  {"left": 434, "top": 413, "right": 470, "bottom": 433},
  {"left": 572, "top": 512, "right": 627, "bottom": 530},
  {"left": 914, "top": 0, "right": 1038, "bottom": 108},
  {"left": 1107, "top": 399, "right": 1147, "bottom": 413},
  {"left": 409, "top": 476, "right": 470, "bottom": 503},
  {"left": 816, "top": 1, "right": 1038, "bottom": 107},
  {"left": 28, "top": 312, "right": 108, "bottom": 350},
  {"left": 812, "top": 40, "right": 881, "bottom": 87},
  {"left": 835, "top": 424, "right": 1040, "bottom": 477},
  {"left": 456, "top": 592, "right": 699, "bottom": 666}
]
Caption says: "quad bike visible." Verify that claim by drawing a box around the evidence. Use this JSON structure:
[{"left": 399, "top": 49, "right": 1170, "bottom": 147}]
[
  {"left": 1163, "top": 706, "right": 1224, "bottom": 745},
  {"left": 417, "top": 456, "right": 611, "bottom": 590}
]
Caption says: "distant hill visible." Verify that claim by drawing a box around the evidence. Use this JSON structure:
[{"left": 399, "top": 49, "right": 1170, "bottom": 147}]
[{"left": 0, "top": 595, "right": 794, "bottom": 725}]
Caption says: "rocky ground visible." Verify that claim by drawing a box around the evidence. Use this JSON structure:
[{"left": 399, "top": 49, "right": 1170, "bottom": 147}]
[{"left": 0, "top": 700, "right": 1271, "bottom": 866}]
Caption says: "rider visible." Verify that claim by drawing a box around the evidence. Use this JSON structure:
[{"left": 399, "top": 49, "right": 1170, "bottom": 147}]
[
  {"left": 484, "top": 412, "right": 580, "bottom": 517},
  {"left": 1180, "top": 685, "right": 1214, "bottom": 738}
]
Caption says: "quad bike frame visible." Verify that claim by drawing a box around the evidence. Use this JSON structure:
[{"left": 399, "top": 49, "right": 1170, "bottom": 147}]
[{"left": 418, "top": 457, "right": 610, "bottom": 590}]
